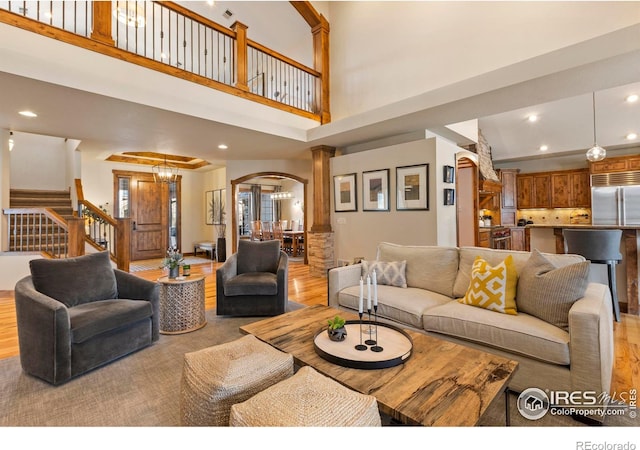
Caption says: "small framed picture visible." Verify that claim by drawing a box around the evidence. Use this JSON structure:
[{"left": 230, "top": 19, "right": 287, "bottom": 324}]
[
  {"left": 334, "top": 173, "right": 357, "bottom": 212},
  {"left": 444, "top": 188, "right": 455, "bottom": 206},
  {"left": 205, "top": 190, "right": 214, "bottom": 225},
  {"left": 443, "top": 165, "right": 455, "bottom": 184},
  {"left": 362, "top": 169, "right": 390, "bottom": 211},
  {"left": 396, "top": 164, "right": 429, "bottom": 210}
]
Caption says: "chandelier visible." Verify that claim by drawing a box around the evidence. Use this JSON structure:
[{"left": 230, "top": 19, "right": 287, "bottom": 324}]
[
  {"left": 586, "top": 92, "right": 606, "bottom": 162},
  {"left": 114, "top": 1, "right": 146, "bottom": 28},
  {"left": 152, "top": 155, "right": 178, "bottom": 183}
]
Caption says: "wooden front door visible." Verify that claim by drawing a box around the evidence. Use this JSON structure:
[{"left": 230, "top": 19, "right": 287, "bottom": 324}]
[
  {"left": 114, "top": 170, "right": 178, "bottom": 261},
  {"left": 131, "top": 173, "right": 167, "bottom": 260}
]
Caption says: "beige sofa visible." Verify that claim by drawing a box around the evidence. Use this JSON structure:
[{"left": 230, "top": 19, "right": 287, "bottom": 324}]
[{"left": 328, "top": 242, "right": 614, "bottom": 400}]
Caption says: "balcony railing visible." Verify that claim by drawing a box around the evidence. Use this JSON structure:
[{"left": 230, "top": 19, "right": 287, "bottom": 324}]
[{"left": 0, "top": 0, "right": 327, "bottom": 121}]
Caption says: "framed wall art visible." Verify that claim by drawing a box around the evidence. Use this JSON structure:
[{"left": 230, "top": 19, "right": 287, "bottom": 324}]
[
  {"left": 205, "top": 190, "right": 214, "bottom": 225},
  {"left": 362, "top": 169, "right": 390, "bottom": 211},
  {"left": 206, "top": 189, "right": 226, "bottom": 225},
  {"left": 333, "top": 173, "right": 357, "bottom": 212},
  {"left": 396, "top": 164, "right": 429, "bottom": 210}
]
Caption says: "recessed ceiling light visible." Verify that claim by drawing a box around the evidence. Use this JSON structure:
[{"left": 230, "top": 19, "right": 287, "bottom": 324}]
[
  {"left": 627, "top": 133, "right": 638, "bottom": 140},
  {"left": 218, "top": 144, "right": 228, "bottom": 150},
  {"left": 527, "top": 114, "right": 538, "bottom": 123},
  {"left": 626, "top": 94, "right": 639, "bottom": 103},
  {"left": 539, "top": 145, "right": 548, "bottom": 151},
  {"left": 19, "top": 110, "right": 37, "bottom": 118}
]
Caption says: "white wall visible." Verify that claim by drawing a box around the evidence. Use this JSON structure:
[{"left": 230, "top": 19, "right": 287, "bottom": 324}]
[
  {"left": 9, "top": 132, "right": 69, "bottom": 190},
  {"left": 328, "top": 2, "right": 640, "bottom": 120},
  {"left": 330, "top": 136, "right": 462, "bottom": 263}
]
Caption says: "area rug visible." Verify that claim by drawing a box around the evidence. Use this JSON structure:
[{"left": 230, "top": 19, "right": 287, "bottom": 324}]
[{"left": 0, "top": 303, "right": 636, "bottom": 427}]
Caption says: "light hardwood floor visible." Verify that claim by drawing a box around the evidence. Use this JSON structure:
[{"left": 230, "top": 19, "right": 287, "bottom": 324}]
[{"left": 1, "top": 260, "right": 638, "bottom": 395}]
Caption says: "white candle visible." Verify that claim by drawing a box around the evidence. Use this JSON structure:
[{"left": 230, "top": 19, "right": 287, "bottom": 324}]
[
  {"left": 367, "top": 274, "right": 372, "bottom": 311},
  {"left": 373, "top": 270, "right": 378, "bottom": 307},
  {"left": 359, "top": 277, "right": 364, "bottom": 313}
]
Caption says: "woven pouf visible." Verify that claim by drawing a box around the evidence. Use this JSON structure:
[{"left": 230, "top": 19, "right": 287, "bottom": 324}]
[
  {"left": 229, "top": 366, "right": 382, "bottom": 427},
  {"left": 180, "top": 334, "right": 293, "bottom": 426}
]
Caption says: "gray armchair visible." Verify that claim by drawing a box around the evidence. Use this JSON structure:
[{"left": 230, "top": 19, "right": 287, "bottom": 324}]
[
  {"left": 14, "top": 251, "right": 159, "bottom": 385},
  {"left": 216, "top": 239, "right": 288, "bottom": 316}
]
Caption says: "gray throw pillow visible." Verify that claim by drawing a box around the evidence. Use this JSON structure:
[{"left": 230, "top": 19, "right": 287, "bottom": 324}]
[
  {"left": 29, "top": 251, "right": 118, "bottom": 308},
  {"left": 361, "top": 260, "right": 407, "bottom": 288},
  {"left": 516, "top": 249, "right": 590, "bottom": 331},
  {"left": 237, "top": 239, "right": 281, "bottom": 274}
]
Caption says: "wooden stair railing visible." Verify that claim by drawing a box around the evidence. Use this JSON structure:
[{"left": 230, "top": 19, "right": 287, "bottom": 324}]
[
  {"left": 75, "top": 179, "right": 131, "bottom": 272},
  {"left": 3, "top": 207, "right": 85, "bottom": 259}
]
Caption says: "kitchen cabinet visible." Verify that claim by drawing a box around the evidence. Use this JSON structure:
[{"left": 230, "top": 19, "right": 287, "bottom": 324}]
[
  {"left": 551, "top": 170, "right": 590, "bottom": 208},
  {"left": 510, "top": 227, "right": 529, "bottom": 251},
  {"left": 517, "top": 173, "right": 550, "bottom": 208},
  {"left": 520, "top": 169, "right": 589, "bottom": 209},
  {"left": 478, "top": 229, "right": 490, "bottom": 248},
  {"left": 590, "top": 154, "right": 640, "bottom": 173},
  {"left": 499, "top": 169, "right": 519, "bottom": 226}
]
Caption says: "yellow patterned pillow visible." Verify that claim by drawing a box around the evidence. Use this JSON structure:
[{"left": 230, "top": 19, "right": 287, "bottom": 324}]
[{"left": 459, "top": 255, "right": 518, "bottom": 315}]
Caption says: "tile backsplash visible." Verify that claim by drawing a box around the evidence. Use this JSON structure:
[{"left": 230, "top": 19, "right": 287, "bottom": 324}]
[{"left": 517, "top": 209, "right": 592, "bottom": 225}]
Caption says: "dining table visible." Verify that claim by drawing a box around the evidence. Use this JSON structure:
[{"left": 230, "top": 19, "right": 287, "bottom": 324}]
[{"left": 283, "top": 230, "right": 304, "bottom": 256}]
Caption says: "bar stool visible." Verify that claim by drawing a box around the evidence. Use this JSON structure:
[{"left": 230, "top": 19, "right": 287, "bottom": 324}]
[{"left": 562, "top": 229, "right": 623, "bottom": 322}]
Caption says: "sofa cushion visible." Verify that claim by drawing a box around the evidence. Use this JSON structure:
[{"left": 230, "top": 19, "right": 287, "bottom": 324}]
[
  {"left": 338, "top": 284, "right": 451, "bottom": 329},
  {"left": 237, "top": 240, "right": 280, "bottom": 274},
  {"left": 224, "top": 272, "right": 278, "bottom": 296},
  {"left": 376, "top": 242, "right": 459, "bottom": 297},
  {"left": 516, "top": 249, "right": 590, "bottom": 331},
  {"left": 69, "top": 299, "right": 153, "bottom": 344},
  {"left": 459, "top": 255, "right": 518, "bottom": 315},
  {"left": 361, "top": 260, "right": 407, "bottom": 288},
  {"left": 453, "top": 247, "right": 585, "bottom": 298},
  {"left": 29, "top": 251, "right": 118, "bottom": 308},
  {"left": 423, "top": 301, "right": 570, "bottom": 365}
]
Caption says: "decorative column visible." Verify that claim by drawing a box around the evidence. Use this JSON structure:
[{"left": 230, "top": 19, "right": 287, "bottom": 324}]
[
  {"left": 91, "top": 1, "right": 115, "bottom": 46},
  {"left": 312, "top": 17, "right": 331, "bottom": 124},
  {"left": 232, "top": 21, "right": 249, "bottom": 92},
  {"left": 308, "top": 145, "right": 335, "bottom": 277}
]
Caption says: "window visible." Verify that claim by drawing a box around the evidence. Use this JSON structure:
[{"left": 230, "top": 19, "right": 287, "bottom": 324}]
[
  {"left": 261, "top": 193, "right": 274, "bottom": 222},
  {"left": 116, "top": 176, "right": 130, "bottom": 218}
]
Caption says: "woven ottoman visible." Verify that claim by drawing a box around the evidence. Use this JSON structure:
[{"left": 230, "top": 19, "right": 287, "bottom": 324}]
[
  {"left": 229, "top": 366, "right": 382, "bottom": 427},
  {"left": 180, "top": 334, "right": 293, "bottom": 426}
]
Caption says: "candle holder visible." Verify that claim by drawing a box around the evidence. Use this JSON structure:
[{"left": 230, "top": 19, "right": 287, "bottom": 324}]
[
  {"left": 364, "top": 308, "right": 376, "bottom": 345},
  {"left": 355, "top": 312, "right": 367, "bottom": 351},
  {"left": 371, "top": 304, "right": 383, "bottom": 352}
]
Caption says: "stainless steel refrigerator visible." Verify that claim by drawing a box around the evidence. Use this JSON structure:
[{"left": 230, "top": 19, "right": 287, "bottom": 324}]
[{"left": 591, "top": 185, "right": 640, "bottom": 225}]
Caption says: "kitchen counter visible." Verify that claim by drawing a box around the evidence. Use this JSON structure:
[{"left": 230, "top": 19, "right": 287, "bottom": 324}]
[{"left": 527, "top": 224, "right": 639, "bottom": 316}]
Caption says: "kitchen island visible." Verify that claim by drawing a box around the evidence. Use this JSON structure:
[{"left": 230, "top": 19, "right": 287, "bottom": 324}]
[{"left": 527, "top": 224, "right": 639, "bottom": 316}]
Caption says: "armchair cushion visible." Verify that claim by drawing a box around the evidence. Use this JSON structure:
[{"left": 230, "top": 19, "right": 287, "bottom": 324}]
[
  {"left": 224, "top": 273, "right": 278, "bottom": 296},
  {"left": 29, "top": 251, "right": 117, "bottom": 308},
  {"left": 237, "top": 239, "right": 280, "bottom": 274},
  {"left": 69, "top": 299, "right": 154, "bottom": 344}
]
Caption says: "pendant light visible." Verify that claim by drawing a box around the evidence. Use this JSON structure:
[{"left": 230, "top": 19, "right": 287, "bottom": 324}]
[
  {"left": 152, "top": 155, "right": 178, "bottom": 183},
  {"left": 586, "top": 92, "right": 606, "bottom": 162}
]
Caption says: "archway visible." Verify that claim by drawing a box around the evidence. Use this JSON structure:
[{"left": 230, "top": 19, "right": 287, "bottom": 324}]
[{"left": 231, "top": 172, "right": 309, "bottom": 264}]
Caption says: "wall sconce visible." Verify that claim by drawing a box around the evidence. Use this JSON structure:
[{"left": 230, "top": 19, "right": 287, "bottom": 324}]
[{"left": 8, "top": 131, "right": 14, "bottom": 151}]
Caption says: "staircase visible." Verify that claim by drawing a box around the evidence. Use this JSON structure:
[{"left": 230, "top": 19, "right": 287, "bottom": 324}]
[{"left": 7, "top": 189, "right": 74, "bottom": 253}]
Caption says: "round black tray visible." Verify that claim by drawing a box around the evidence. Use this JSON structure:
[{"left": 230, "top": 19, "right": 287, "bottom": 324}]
[{"left": 313, "top": 319, "right": 413, "bottom": 370}]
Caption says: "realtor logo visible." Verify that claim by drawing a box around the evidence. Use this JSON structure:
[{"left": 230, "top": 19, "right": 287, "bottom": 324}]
[{"left": 517, "top": 388, "right": 550, "bottom": 420}]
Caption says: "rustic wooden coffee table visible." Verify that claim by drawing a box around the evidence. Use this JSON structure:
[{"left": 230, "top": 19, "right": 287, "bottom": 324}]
[{"left": 240, "top": 304, "right": 518, "bottom": 426}]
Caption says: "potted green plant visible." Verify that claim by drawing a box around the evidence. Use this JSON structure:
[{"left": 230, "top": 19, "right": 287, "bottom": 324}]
[
  {"left": 327, "top": 315, "right": 347, "bottom": 342},
  {"left": 160, "top": 247, "right": 184, "bottom": 278}
]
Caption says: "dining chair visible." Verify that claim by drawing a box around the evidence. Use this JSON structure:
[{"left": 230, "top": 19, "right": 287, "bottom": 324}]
[
  {"left": 261, "top": 221, "right": 274, "bottom": 240},
  {"left": 250, "top": 221, "right": 262, "bottom": 241}
]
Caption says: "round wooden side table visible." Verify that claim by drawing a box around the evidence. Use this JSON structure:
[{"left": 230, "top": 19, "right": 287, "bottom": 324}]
[{"left": 157, "top": 275, "right": 206, "bottom": 334}]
